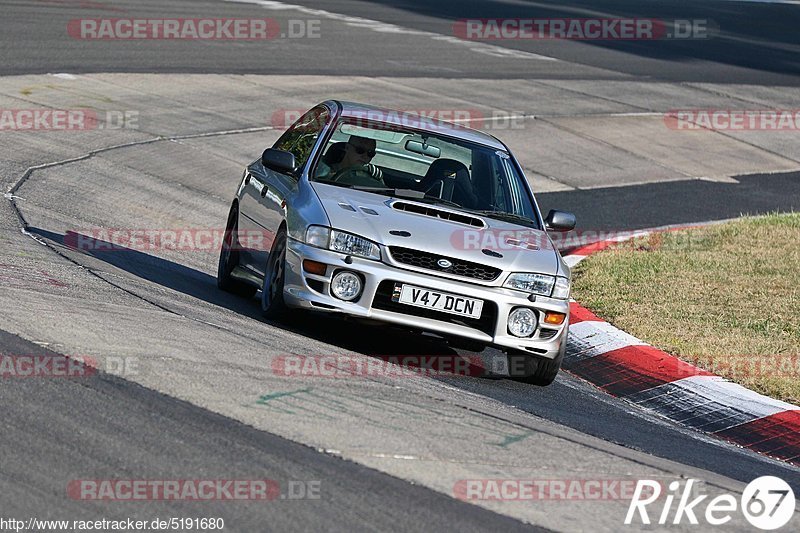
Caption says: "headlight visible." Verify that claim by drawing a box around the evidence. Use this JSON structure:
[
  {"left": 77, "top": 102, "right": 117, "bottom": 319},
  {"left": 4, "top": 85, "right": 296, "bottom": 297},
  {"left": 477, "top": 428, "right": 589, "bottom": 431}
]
[
  {"left": 305, "top": 225, "right": 381, "bottom": 261},
  {"left": 331, "top": 271, "right": 363, "bottom": 301},
  {"left": 331, "top": 230, "right": 381, "bottom": 260},
  {"left": 306, "top": 225, "right": 331, "bottom": 248},
  {"left": 508, "top": 307, "right": 538, "bottom": 337},
  {"left": 504, "top": 273, "right": 570, "bottom": 300}
]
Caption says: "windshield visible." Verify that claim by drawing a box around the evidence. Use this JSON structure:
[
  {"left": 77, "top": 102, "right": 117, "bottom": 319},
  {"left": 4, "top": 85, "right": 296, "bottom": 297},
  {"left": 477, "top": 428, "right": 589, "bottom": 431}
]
[{"left": 311, "top": 119, "right": 542, "bottom": 228}]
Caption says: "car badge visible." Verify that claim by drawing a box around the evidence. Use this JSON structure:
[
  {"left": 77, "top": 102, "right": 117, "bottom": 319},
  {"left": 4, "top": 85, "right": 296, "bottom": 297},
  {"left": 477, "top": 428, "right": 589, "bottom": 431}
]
[{"left": 437, "top": 259, "right": 453, "bottom": 269}]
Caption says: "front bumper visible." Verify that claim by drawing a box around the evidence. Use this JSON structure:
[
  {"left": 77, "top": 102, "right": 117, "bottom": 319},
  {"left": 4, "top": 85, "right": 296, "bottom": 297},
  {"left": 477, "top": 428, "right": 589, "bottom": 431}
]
[{"left": 283, "top": 239, "right": 569, "bottom": 359}]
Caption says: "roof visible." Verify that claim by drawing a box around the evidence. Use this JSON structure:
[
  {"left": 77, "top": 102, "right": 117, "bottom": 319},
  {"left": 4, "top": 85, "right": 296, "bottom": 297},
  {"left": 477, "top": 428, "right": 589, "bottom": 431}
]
[{"left": 331, "top": 100, "right": 508, "bottom": 151}]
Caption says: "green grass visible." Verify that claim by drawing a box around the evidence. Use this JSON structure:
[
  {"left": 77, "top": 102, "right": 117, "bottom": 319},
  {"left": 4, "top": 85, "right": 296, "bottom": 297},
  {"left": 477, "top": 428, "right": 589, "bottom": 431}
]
[{"left": 571, "top": 213, "right": 800, "bottom": 404}]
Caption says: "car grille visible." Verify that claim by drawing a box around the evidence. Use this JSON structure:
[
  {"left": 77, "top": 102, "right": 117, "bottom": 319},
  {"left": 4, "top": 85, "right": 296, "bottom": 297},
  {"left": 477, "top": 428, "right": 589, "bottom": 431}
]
[
  {"left": 388, "top": 247, "right": 501, "bottom": 281},
  {"left": 372, "top": 281, "right": 497, "bottom": 336},
  {"left": 538, "top": 328, "right": 558, "bottom": 340}
]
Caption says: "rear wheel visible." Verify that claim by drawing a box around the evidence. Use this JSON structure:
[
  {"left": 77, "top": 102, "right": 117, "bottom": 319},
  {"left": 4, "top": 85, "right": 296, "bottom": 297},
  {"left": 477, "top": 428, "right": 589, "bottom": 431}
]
[
  {"left": 507, "top": 349, "right": 563, "bottom": 386},
  {"left": 217, "top": 204, "right": 257, "bottom": 298},
  {"left": 261, "top": 229, "right": 288, "bottom": 319}
]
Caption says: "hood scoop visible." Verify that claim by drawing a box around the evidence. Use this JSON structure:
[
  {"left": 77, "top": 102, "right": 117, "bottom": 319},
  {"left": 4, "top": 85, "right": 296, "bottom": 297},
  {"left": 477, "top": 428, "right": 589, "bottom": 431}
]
[
  {"left": 337, "top": 203, "right": 379, "bottom": 216},
  {"left": 390, "top": 200, "right": 485, "bottom": 228}
]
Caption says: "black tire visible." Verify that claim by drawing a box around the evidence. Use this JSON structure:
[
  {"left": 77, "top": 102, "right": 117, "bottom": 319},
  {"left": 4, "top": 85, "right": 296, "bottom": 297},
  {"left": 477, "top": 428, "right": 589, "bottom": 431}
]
[
  {"left": 447, "top": 337, "right": 487, "bottom": 353},
  {"left": 261, "top": 229, "right": 288, "bottom": 319},
  {"left": 507, "top": 349, "right": 563, "bottom": 386},
  {"left": 217, "top": 204, "right": 258, "bottom": 298}
]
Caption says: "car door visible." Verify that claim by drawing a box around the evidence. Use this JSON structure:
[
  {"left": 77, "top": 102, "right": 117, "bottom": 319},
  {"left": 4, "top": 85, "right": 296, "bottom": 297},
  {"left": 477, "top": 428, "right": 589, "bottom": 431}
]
[{"left": 238, "top": 105, "right": 330, "bottom": 275}]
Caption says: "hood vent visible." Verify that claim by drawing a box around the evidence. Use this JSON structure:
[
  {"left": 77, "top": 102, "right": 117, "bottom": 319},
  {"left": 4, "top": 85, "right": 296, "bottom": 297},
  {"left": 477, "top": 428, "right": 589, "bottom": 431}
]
[{"left": 390, "top": 201, "right": 485, "bottom": 228}]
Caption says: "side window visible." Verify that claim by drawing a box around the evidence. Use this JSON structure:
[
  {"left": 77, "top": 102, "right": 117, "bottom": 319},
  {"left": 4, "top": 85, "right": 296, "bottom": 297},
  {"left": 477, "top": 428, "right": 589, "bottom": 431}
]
[{"left": 273, "top": 106, "right": 329, "bottom": 176}]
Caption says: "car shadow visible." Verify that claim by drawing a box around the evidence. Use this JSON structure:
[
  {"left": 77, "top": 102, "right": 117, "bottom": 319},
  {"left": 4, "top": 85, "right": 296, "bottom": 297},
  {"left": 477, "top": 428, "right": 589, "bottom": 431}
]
[{"left": 28, "top": 226, "right": 492, "bottom": 377}]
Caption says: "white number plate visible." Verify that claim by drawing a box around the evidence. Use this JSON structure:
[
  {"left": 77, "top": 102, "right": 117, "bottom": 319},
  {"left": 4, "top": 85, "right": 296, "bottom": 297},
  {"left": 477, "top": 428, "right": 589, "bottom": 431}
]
[{"left": 394, "top": 284, "right": 483, "bottom": 319}]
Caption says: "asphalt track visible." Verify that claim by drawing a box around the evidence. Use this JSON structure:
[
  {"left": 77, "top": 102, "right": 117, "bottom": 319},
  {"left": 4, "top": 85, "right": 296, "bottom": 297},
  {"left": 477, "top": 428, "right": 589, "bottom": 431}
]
[
  {"left": 0, "top": 330, "right": 538, "bottom": 532},
  {"left": 1, "top": 0, "right": 800, "bottom": 531},
  {"left": 2, "top": 0, "right": 800, "bottom": 84}
]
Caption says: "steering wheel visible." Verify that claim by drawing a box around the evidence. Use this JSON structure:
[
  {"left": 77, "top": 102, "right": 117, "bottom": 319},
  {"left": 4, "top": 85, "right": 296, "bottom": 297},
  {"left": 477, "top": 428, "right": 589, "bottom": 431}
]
[{"left": 331, "top": 167, "right": 384, "bottom": 187}]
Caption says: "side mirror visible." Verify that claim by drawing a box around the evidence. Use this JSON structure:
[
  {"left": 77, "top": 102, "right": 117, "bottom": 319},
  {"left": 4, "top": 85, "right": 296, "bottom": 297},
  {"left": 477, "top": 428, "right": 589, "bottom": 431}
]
[
  {"left": 262, "top": 148, "right": 297, "bottom": 175},
  {"left": 544, "top": 210, "right": 576, "bottom": 232}
]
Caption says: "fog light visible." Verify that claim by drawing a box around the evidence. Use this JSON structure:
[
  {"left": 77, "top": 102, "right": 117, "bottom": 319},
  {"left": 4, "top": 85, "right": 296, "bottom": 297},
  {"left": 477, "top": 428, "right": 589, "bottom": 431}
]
[
  {"left": 331, "top": 271, "right": 362, "bottom": 301},
  {"left": 508, "top": 307, "right": 537, "bottom": 338},
  {"left": 544, "top": 311, "right": 566, "bottom": 325},
  {"left": 303, "top": 259, "right": 327, "bottom": 275}
]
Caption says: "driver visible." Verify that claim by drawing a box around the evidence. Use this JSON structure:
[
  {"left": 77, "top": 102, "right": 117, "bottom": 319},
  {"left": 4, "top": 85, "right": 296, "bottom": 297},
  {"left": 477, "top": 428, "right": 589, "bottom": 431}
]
[{"left": 317, "top": 135, "right": 385, "bottom": 186}]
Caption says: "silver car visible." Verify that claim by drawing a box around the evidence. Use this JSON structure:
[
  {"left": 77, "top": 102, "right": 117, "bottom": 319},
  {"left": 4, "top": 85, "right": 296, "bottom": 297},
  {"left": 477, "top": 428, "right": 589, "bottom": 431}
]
[{"left": 217, "top": 101, "right": 576, "bottom": 385}]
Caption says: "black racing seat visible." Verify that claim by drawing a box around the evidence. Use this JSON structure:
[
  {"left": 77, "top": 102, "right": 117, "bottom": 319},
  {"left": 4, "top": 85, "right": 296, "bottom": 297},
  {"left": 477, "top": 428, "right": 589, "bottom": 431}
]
[{"left": 418, "top": 158, "right": 478, "bottom": 208}]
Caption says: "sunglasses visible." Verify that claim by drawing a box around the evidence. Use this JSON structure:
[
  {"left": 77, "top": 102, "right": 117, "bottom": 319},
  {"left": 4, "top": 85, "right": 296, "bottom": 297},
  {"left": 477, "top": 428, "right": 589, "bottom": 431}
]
[{"left": 350, "top": 145, "right": 376, "bottom": 157}]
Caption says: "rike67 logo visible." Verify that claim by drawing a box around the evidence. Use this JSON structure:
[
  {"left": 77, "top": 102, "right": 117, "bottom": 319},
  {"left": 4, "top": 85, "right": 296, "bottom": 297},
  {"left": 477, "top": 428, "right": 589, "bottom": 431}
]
[{"left": 626, "top": 477, "right": 796, "bottom": 530}]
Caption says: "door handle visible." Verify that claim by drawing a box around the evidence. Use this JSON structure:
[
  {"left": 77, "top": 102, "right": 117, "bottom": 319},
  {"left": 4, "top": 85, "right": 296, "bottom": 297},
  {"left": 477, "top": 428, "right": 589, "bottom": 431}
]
[{"left": 260, "top": 185, "right": 269, "bottom": 198}]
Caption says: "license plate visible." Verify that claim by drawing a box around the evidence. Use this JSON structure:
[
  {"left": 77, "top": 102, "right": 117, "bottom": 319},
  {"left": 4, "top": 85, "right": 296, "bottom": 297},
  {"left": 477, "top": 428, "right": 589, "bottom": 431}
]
[{"left": 393, "top": 284, "right": 483, "bottom": 319}]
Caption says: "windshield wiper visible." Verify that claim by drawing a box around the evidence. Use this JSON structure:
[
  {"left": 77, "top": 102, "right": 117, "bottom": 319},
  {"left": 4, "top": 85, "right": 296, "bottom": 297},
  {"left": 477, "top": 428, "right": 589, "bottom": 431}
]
[{"left": 470, "top": 210, "right": 539, "bottom": 227}]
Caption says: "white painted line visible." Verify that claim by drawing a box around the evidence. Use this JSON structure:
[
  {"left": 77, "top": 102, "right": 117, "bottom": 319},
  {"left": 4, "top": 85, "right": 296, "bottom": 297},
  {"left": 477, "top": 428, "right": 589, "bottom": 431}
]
[
  {"left": 564, "top": 255, "right": 586, "bottom": 268},
  {"left": 451, "top": 114, "right": 531, "bottom": 124},
  {"left": 672, "top": 375, "right": 799, "bottom": 416},
  {"left": 625, "top": 375, "right": 800, "bottom": 432},
  {"left": 224, "top": 0, "right": 559, "bottom": 61},
  {"left": 567, "top": 320, "right": 647, "bottom": 361}
]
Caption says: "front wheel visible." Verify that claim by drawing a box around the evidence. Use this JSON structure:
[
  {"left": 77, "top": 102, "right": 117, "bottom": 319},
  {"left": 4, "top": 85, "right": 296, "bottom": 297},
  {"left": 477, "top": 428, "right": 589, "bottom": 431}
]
[
  {"left": 261, "top": 230, "right": 288, "bottom": 319},
  {"left": 507, "top": 350, "right": 563, "bottom": 386}
]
